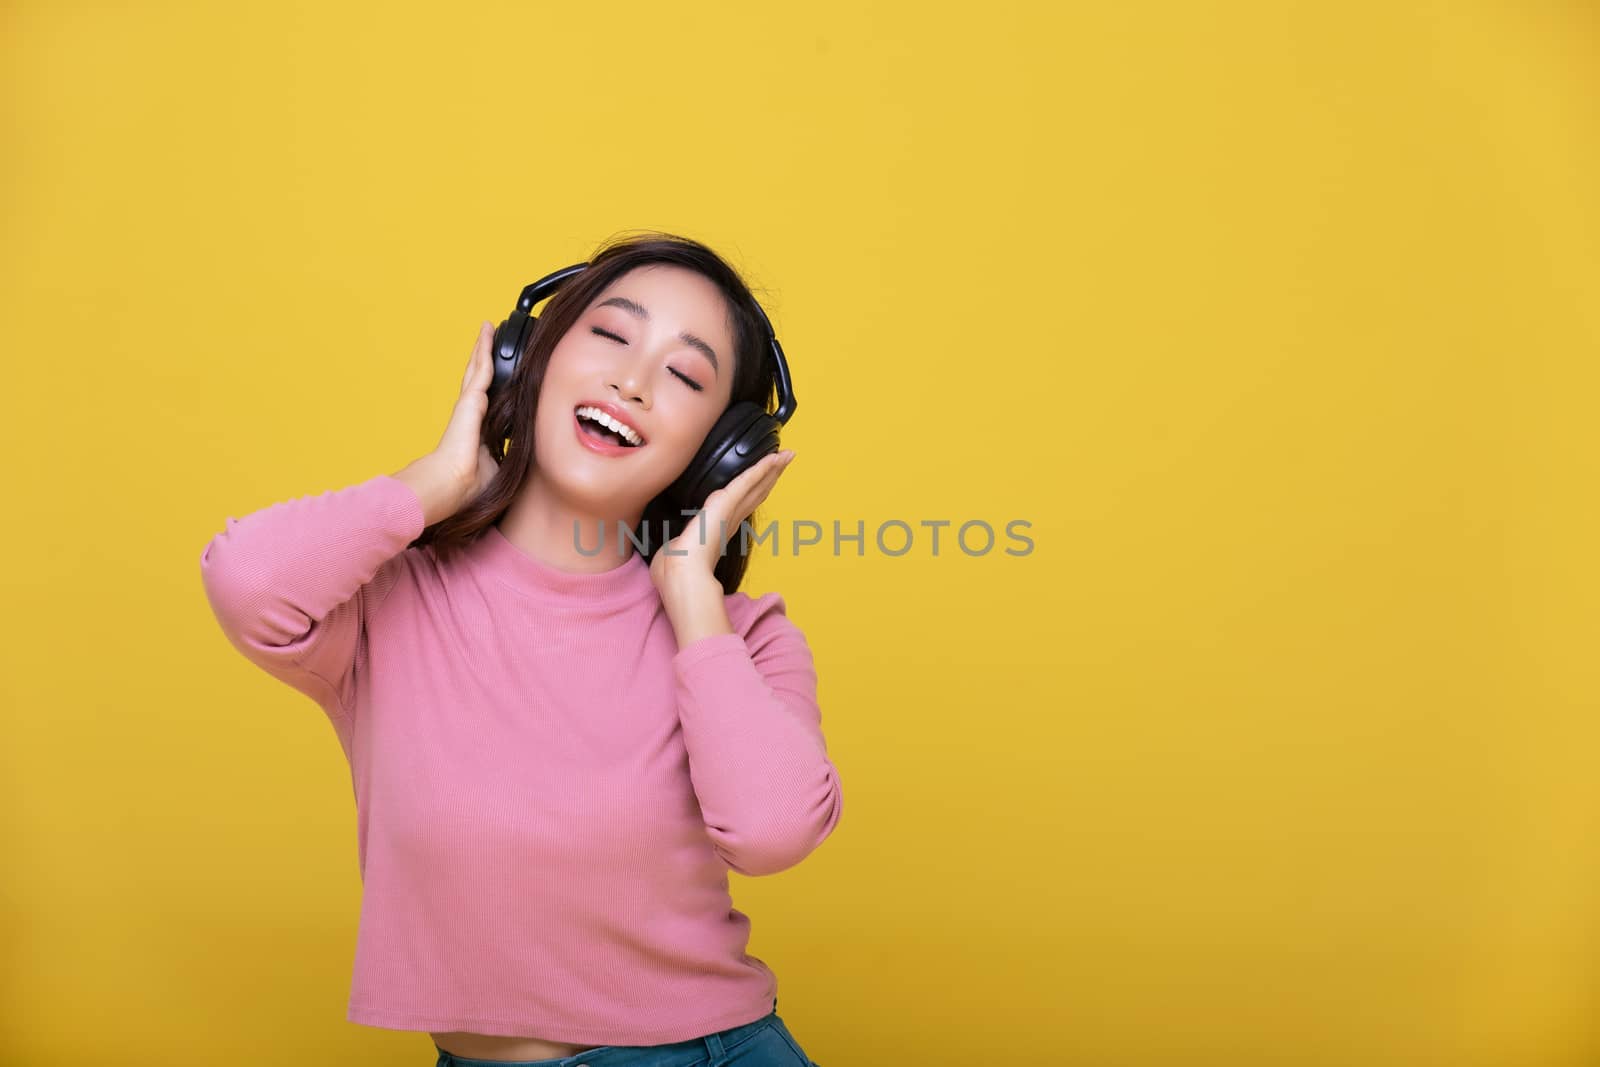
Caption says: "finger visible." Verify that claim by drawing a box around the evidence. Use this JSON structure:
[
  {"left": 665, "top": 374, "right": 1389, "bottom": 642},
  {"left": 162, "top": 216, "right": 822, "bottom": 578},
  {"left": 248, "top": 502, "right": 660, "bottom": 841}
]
[
  {"left": 734, "top": 452, "right": 791, "bottom": 504},
  {"left": 725, "top": 451, "right": 786, "bottom": 495},
  {"left": 745, "top": 453, "right": 794, "bottom": 505},
  {"left": 711, "top": 457, "right": 787, "bottom": 534},
  {"left": 711, "top": 453, "right": 787, "bottom": 516},
  {"left": 463, "top": 322, "right": 485, "bottom": 373},
  {"left": 736, "top": 463, "right": 787, "bottom": 519},
  {"left": 463, "top": 322, "right": 493, "bottom": 392},
  {"left": 475, "top": 327, "right": 497, "bottom": 390},
  {"left": 446, "top": 372, "right": 490, "bottom": 446}
]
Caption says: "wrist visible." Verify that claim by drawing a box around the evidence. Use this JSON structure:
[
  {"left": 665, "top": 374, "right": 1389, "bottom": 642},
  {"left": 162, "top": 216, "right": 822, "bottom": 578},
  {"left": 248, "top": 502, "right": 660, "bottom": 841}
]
[
  {"left": 658, "top": 571, "right": 730, "bottom": 644},
  {"left": 391, "top": 456, "right": 465, "bottom": 526},
  {"left": 655, "top": 558, "right": 721, "bottom": 603}
]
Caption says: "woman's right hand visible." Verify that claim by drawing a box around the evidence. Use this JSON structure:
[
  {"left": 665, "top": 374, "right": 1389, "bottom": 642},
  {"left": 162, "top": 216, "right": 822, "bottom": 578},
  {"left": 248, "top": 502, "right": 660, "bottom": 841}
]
[{"left": 392, "top": 322, "right": 502, "bottom": 526}]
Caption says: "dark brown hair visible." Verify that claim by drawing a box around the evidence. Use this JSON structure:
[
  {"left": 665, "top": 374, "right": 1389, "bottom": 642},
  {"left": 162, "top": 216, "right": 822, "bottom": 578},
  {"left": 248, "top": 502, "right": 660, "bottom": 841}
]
[{"left": 410, "top": 229, "right": 781, "bottom": 595}]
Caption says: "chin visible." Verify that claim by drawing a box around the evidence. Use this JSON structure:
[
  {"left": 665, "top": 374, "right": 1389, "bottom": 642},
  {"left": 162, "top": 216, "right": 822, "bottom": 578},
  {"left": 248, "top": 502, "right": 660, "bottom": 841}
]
[
  {"left": 547, "top": 467, "right": 660, "bottom": 514},
  {"left": 535, "top": 428, "right": 686, "bottom": 513}
]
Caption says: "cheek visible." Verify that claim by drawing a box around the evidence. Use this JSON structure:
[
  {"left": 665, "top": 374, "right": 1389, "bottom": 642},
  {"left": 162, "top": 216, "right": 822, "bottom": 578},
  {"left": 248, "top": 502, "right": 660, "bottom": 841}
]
[
  {"left": 541, "top": 341, "right": 579, "bottom": 384},
  {"left": 532, "top": 344, "right": 583, "bottom": 426},
  {"left": 650, "top": 401, "right": 720, "bottom": 462},
  {"left": 532, "top": 396, "right": 560, "bottom": 446}
]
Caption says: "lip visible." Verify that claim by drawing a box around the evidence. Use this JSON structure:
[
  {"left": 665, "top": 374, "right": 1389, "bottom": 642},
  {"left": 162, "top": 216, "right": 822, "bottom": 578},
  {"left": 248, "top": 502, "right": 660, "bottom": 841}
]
[
  {"left": 573, "top": 409, "right": 643, "bottom": 457},
  {"left": 574, "top": 399, "right": 647, "bottom": 445}
]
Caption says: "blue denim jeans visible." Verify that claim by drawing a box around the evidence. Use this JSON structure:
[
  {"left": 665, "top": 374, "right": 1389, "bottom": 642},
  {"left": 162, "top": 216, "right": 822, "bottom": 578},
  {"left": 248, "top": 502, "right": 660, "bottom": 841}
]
[{"left": 431, "top": 1001, "right": 819, "bottom": 1067}]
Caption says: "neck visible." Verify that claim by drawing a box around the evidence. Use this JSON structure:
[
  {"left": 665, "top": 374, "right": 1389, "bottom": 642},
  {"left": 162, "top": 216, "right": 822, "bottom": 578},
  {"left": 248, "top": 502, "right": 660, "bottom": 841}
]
[{"left": 495, "top": 467, "right": 645, "bottom": 574}]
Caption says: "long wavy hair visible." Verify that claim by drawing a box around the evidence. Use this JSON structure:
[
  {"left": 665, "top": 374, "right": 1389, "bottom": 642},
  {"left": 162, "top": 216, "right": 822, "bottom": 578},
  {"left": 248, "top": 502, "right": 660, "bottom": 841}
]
[{"left": 410, "top": 230, "right": 781, "bottom": 596}]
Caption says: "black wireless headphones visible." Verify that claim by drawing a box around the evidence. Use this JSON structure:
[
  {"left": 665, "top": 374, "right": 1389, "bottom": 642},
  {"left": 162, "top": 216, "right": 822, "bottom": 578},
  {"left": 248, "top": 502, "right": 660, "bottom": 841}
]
[{"left": 489, "top": 261, "right": 797, "bottom": 513}]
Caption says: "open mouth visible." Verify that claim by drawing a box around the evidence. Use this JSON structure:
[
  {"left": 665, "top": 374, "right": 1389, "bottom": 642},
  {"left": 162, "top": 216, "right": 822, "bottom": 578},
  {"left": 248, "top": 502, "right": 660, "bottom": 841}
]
[{"left": 574, "top": 405, "right": 645, "bottom": 449}]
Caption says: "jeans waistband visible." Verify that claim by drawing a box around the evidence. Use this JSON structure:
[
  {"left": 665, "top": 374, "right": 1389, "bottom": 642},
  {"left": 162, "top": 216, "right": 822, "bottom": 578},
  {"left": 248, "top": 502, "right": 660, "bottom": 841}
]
[{"left": 435, "top": 999, "right": 781, "bottom": 1067}]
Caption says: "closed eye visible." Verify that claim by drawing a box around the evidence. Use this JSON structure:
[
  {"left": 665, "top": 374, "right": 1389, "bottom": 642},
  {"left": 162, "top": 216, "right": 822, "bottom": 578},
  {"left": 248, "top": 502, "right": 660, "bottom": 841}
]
[{"left": 590, "top": 326, "right": 705, "bottom": 392}]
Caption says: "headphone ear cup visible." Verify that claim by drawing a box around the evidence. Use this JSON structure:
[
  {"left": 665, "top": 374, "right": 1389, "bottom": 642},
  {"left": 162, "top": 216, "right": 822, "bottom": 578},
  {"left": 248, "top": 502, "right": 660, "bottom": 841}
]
[
  {"left": 490, "top": 311, "right": 534, "bottom": 398},
  {"left": 667, "top": 402, "right": 782, "bottom": 511}
]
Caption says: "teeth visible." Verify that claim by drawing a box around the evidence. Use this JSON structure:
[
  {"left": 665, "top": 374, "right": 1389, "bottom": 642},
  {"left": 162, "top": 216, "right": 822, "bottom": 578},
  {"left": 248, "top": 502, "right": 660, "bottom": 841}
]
[{"left": 575, "top": 406, "right": 643, "bottom": 447}]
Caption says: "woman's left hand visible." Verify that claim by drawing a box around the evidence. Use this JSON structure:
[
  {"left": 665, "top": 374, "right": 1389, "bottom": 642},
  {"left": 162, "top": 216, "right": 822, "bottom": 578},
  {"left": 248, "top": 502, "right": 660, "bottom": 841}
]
[{"left": 650, "top": 449, "right": 796, "bottom": 601}]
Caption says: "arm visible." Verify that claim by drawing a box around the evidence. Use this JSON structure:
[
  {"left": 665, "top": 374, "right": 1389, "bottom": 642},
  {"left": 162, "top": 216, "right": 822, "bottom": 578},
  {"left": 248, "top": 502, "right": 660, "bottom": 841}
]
[
  {"left": 199, "top": 323, "right": 500, "bottom": 719},
  {"left": 671, "top": 592, "right": 844, "bottom": 877},
  {"left": 198, "top": 473, "right": 427, "bottom": 720}
]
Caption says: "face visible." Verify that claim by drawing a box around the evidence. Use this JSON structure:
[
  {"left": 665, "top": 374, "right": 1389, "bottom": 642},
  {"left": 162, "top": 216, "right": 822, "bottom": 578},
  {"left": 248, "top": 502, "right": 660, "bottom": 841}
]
[{"left": 531, "top": 264, "right": 738, "bottom": 516}]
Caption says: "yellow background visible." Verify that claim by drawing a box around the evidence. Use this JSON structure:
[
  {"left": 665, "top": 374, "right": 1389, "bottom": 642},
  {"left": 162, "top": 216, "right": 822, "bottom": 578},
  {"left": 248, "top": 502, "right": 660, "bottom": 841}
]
[{"left": 2, "top": 2, "right": 1596, "bottom": 1065}]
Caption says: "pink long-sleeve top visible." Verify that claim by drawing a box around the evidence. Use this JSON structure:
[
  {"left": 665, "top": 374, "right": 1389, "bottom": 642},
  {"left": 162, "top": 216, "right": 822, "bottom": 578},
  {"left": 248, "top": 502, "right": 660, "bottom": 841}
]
[{"left": 197, "top": 473, "right": 843, "bottom": 1045}]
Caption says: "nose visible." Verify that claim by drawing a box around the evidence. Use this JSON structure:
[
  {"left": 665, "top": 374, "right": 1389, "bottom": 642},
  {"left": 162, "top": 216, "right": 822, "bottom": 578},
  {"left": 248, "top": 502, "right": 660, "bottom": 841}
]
[
  {"left": 609, "top": 380, "right": 647, "bottom": 408},
  {"left": 609, "top": 359, "right": 650, "bottom": 408}
]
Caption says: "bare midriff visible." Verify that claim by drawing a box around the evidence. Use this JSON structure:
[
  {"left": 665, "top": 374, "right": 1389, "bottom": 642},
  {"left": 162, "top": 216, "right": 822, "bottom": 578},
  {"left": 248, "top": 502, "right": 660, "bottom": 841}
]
[{"left": 430, "top": 1031, "right": 606, "bottom": 1061}]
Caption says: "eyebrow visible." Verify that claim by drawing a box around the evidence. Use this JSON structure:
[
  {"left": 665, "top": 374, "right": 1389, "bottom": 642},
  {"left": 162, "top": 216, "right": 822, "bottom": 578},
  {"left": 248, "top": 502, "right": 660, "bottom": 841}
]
[{"left": 595, "top": 296, "right": 720, "bottom": 375}]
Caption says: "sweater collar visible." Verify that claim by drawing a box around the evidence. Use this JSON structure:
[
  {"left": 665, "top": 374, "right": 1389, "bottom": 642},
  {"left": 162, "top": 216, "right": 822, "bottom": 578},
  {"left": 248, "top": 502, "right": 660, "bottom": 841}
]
[{"left": 468, "top": 521, "right": 658, "bottom": 609}]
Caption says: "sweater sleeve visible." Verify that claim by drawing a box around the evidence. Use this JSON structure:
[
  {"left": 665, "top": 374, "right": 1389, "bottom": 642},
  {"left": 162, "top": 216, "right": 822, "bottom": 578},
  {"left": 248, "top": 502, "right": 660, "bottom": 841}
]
[
  {"left": 671, "top": 593, "right": 844, "bottom": 877},
  {"left": 198, "top": 473, "right": 427, "bottom": 721}
]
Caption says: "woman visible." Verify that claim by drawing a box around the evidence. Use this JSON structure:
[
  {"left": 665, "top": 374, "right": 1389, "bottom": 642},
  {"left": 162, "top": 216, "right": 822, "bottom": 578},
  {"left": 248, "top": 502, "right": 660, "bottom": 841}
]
[{"left": 199, "top": 231, "right": 841, "bottom": 1066}]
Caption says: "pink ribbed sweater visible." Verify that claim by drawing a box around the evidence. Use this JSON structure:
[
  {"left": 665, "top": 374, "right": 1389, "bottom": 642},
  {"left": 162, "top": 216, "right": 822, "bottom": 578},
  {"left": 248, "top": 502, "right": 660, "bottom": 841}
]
[{"left": 197, "top": 473, "right": 843, "bottom": 1045}]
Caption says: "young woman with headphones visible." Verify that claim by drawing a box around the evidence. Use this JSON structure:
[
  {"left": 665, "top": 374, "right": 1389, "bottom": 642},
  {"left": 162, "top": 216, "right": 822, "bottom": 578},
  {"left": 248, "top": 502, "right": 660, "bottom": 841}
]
[{"left": 200, "top": 231, "right": 840, "bottom": 1066}]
